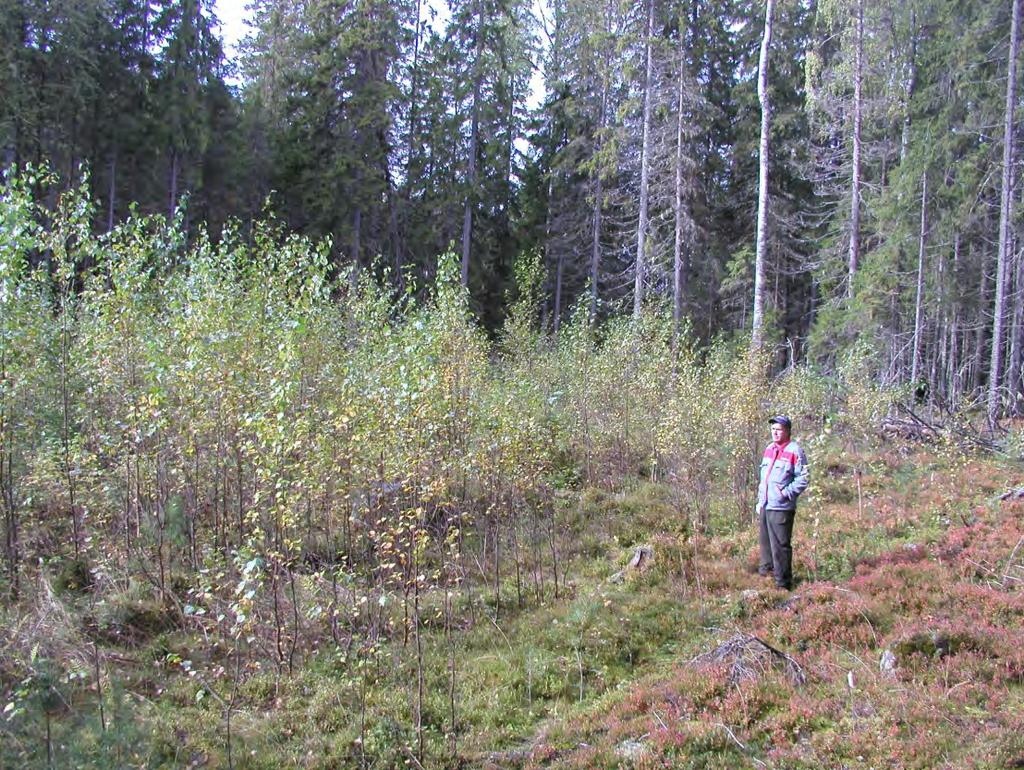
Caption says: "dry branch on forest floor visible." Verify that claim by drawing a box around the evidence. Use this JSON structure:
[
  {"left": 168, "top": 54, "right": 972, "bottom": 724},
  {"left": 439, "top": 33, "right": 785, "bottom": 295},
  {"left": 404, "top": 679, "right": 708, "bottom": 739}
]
[{"left": 690, "top": 632, "right": 806, "bottom": 687}]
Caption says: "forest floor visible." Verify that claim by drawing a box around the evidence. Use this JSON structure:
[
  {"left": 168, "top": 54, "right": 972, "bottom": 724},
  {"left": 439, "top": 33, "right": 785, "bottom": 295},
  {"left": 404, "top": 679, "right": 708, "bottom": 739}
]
[
  {"left": 509, "top": 440, "right": 1024, "bottom": 770},
  {"left": 5, "top": 431, "right": 1024, "bottom": 769}
]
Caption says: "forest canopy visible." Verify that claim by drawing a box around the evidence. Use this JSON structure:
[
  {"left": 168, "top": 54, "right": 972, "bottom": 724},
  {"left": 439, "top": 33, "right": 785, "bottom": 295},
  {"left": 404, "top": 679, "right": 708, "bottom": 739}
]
[{"left": 2, "top": 0, "right": 1023, "bottom": 411}]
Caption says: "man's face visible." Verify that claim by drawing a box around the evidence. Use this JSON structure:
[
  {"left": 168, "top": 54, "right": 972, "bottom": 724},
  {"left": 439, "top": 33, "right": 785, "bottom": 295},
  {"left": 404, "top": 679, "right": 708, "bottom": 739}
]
[{"left": 770, "top": 422, "right": 790, "bottom": 444}]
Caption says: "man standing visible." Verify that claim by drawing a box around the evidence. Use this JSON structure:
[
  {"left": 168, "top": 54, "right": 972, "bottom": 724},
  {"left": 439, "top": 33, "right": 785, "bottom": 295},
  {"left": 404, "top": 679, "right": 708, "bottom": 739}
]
[{"left": 757, "top": 415, "right": 809, "bottom": 590}]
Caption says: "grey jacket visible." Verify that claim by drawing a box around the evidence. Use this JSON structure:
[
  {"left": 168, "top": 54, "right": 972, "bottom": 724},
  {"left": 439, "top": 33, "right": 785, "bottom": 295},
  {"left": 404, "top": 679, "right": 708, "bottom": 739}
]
[{"left": 757, "top": 440, "right": 809, "bottom": 512}]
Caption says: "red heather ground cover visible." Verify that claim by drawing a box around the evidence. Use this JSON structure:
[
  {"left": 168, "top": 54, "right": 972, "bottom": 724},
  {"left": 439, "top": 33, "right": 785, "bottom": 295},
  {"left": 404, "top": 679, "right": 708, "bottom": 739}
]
[{"left": 522, "top": 453, "right": 1024, "bottom": 770}]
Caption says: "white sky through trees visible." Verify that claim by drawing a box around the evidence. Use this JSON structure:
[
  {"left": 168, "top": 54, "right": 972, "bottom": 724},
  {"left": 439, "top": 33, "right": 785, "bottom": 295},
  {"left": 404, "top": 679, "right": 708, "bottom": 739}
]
[
  {"left": 213, "top": 0, "right": 454, "bottom": 57},
  {"left": 213, "top": 0, "right": 545, "bottom": 107},
  {"left": 212, "top": 0, "right": 252, "bottom": 57}
]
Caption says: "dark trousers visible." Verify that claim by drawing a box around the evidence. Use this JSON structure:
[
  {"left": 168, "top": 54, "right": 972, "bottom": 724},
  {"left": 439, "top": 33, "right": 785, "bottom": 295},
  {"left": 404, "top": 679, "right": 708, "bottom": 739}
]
[{"left": 759, "top": 507, "right": 795, "bottom": 589}]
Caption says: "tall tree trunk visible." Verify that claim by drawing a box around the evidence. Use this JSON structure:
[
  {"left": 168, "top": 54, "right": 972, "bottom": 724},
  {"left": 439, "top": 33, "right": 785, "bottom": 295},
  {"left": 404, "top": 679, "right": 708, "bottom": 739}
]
[
  {"left": 589, "top": 171, "right": 604, "bottom": 322},
  {"left": 395, "top": 0, "right": 424, "bottom": 286},
  {"left": 933, "top": 259, "right": 944, "bottom": 396},
  {"left": 1009, "top": 231, "right": 1024, "bottom": 413},
  {"left": 504, "top": 78, "right": 516, "bottom": 194},
  {"left": 351, "top": 207, "right": 362, "bottom": 274},
  {"left": 988, "top": 0, "right": 1021, "bottom": 425},
  {"left": 460, "top": 0, "right": 485, "bottom": 288},
  {"left": 107, "top": 151, "right": 117, "bottom": 233},
  {"left": 752, "top": 0, "right": 776, "bottom": 349},
  {"left": 1008, "top": 166, "right": 1024, "bottom": 412},
  {"left": 6, "top": 9, "right": 26, "bottom": 168},
  {"left": 1007, "top": 234, "right": 1024, "bottom": 411},
  {"left": 974, "top": 244, "right": 990, "bottom": 395},
  {"left": 900, "top": 12, "right": 918, "bottom": 165},
  {"left": 60, "top": 286, "right": 80, "bottom": 559},
  {"left": 542, "top": 169, "right": 554, "bottom": 331},
  {"left": 633, "top": 0, "right": 655, "bottom": 318},
  {"left": 949, "top": 232, "right": 962, "bottom": 401},
  {"left": 168, "top": 148, "right": 180, "bottom": 221},
  {"left": 548, "top": 175, "right": 564, "bottom": 334},
  {"left": 672, "top": 19, "right": 690, "bottom": 343},
  {"left": 406, "top": 0, "right": 423, "bottom": 175},
  {"left": 589, "top": 8, "right": 612, "bottom": 322},
  {"left": 1, "top": 336, "right": 18, "bottom": 594},
  {"left": 911, "top": 172, "right": 928, "bottom": 385},
  {"left": 847, "top": 0, "right": 864, "bottom": 296}
]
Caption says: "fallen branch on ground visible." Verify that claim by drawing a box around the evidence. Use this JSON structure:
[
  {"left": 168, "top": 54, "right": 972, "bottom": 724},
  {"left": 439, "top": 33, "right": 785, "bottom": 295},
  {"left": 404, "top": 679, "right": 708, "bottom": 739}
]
[{"left": 691, "top": 632, "right": 805, "bottom": 687}]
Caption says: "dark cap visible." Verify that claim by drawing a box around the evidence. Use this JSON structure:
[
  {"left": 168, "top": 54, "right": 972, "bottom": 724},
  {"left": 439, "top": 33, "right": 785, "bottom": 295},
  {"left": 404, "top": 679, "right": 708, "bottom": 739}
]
[{"left": 769, "top": 415, "right": 792, "bottom": 430}]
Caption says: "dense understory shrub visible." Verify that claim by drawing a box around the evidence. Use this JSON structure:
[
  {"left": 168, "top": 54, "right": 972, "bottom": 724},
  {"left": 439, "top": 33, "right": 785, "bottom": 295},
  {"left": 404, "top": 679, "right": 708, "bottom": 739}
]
[{"left": 1, "top": 171, "right": 916, "bottom": 767}]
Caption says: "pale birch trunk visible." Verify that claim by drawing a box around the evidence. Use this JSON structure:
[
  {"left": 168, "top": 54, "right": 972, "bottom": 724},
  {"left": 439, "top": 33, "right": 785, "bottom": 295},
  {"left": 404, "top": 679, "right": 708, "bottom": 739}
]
[
  {"left": 847, "top": 0, "right": 864, "bottom": 296},
  {"left": 752, "top": 0, "right": 775, "bottom": 350},
  {"left": 633, "top": 0, "right": 655, "bottom": 318}
]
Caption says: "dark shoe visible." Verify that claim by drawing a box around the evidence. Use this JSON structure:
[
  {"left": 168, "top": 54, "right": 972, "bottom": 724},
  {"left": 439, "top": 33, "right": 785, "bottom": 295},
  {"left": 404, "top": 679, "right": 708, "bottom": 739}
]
[
  {"left": 758, "top": 569, "right": 773, "bottom": 578},
  {"left": 775, "top": 582, "right": 791, "bottom": 591}
]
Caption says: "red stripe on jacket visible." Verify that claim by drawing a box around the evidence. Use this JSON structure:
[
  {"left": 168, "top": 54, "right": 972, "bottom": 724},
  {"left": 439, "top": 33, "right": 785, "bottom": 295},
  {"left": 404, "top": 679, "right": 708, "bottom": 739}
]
[{"left": 762, "top": 443, "right": 797, "bottom": 465}]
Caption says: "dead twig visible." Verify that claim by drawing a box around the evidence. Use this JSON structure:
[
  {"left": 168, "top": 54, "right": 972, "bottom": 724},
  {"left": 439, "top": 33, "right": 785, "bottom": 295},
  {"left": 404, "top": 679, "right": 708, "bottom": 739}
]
[
  {"left": 716, "top": 722, "right": 746, "bottom": 750},
  {"left": 1002, "top": 536, "right": 1024, "bottom": 587},
  {"left": 714, "top": 723, "right": 769, "bottom": 768},
  {"left": 402, "top": 746, "right": 427, "bottom": 770},
  {"left": 692, "top": 633, "right": 805, "bottom": 687}
]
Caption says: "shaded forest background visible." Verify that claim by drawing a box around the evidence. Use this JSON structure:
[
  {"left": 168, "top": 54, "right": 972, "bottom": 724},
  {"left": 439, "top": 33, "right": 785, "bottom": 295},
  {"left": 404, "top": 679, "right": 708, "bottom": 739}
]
[{"left": 3, "top": 0, "right": 1024, "bottom": 407}]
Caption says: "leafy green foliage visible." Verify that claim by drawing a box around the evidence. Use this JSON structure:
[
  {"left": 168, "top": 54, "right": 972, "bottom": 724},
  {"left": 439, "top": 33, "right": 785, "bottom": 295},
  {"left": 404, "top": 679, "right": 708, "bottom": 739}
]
[{"left": 2, "top": 172, "right": 1022, "bottom": 768}]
